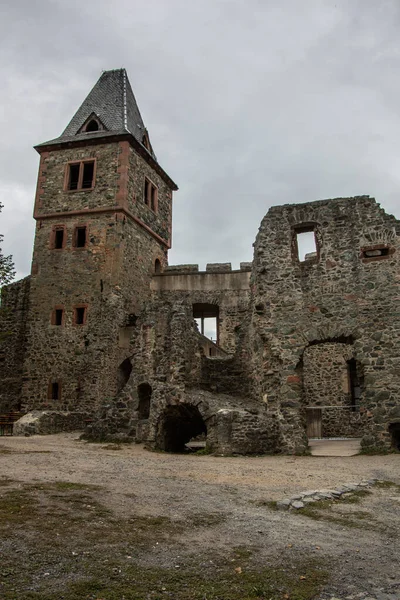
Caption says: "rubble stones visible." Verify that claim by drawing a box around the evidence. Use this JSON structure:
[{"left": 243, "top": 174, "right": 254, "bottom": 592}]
[{"left": 275, "top": 479, "right": 377, "bottom": 511}]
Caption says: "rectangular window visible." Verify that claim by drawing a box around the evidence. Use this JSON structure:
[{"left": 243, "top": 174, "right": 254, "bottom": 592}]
[
  {"left": 48, "top": 381, "right": 61, "bottom": 401},
  {"left": 144, "top": 177, "right": 158, "bottom": 212},
  {"left": 74, "top": 226, "right": 87, "bottom": 248},
  {"left": 53, "top": 228, "right": 65, "bottom": 249},
  {"left": 292, "top": 225, "right": 318, "bottom": 263},
  {"left": 74, "top": 306, "right": 87, "bottom": 325},
  {"left": 51, "top": 308, "right": 64, "bottom": 326},
  {"left": 65, "top": 160, "right": 96, "bottom": 191}
]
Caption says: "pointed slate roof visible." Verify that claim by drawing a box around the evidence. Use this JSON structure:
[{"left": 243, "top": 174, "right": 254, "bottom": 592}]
[{"left": 37, "top": 69, "right": 156, "bottom": 160}]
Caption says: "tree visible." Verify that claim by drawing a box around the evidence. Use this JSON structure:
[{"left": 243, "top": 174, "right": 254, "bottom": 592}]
[{"left": 0, "top": 203, "right": 15, "bottom": 288}]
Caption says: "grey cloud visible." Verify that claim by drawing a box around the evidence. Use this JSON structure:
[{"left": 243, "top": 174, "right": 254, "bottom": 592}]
[{"left": 1, "top": 0, "right": 399, "bottom": 276}]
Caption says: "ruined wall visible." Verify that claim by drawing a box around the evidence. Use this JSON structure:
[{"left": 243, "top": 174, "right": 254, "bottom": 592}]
[
  {"left": 0, "top": 277, "right": 30, "bottom": 412},
  {"left": 249, "top": 196, "right": 400, "bottom": 451},
  {"left": 150, "top": 264, "right": 251, "bottom": 354}
]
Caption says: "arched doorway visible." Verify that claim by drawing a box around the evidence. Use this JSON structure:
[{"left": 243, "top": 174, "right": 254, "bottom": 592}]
[
  {"left": 156, "top": 404, "right": 207, "bottom": 452},
  {"left": 137, "top": 383, "right": 152, "bottom": 419}
]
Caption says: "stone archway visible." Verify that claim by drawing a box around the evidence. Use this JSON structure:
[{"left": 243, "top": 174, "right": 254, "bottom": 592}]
[{"left": 155, "top": 404, "right": 207, "bottom": 452}]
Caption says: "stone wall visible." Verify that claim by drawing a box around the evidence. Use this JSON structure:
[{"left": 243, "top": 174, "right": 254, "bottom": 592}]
[
  {"left": 19, "top": 138, "right": 173, "bottom": 416},
  {"left": 0, "top": 277, "right": 30, "bottom": 412},
  {"left": 150, "top": 267, "right": 251, "bottom": 354},
  {"left": 248, "top": 196, "right": 400, "bottom": 451}
]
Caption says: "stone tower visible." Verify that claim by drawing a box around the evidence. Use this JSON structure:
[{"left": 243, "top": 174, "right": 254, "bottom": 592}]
[{"left": 21, "top": 69, "right": 177, "bottom": 417}]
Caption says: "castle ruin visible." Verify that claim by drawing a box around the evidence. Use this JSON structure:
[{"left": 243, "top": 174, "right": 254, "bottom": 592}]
[{"left": 1, "top": 69, "right": 399, "bottom": 454}]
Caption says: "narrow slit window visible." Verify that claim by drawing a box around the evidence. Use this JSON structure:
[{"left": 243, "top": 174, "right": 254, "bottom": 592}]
[
  {"left": 361, "top": 247, "right": 390, "bottom": 259},
  {"left": 75, "top": 226, "right": 87, "bottom": 248},
  {"left": 151, "top": 186, "right": 157, "bottom": 211},
  {"left": 74, "top": 306, "right": 87, "bottom": 325},
  {"left": 53, "top": 308, "right": 64, "bottom": 326},
  {"left": 49, "top": 382, "right": 60, "bottom": 401},
  {"left": 144, "top": 178, "right": 157, "bottom": 212},
  {"left": 296, "top": 231, "right": 317, "bottom": 262},
  {"left": 54, "top": 228, "right": 65, "bottom": 249}
]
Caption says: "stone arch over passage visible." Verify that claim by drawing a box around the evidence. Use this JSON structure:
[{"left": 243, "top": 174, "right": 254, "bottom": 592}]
[{"left": 155, "top": 404, "right": 207, "bottom": 452}]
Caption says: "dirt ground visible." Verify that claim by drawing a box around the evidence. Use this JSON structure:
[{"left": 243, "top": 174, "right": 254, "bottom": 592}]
[{"left": 0, "top": 433, "right": 399, "bottom": 600}]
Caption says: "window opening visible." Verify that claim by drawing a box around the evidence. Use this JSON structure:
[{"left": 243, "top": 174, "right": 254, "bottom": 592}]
[
  {"left": 86, "top": 119, "right": 99, "bottom": 132},
  {"left": 49, "top": 382, "right": 60, "bottom": 401},
  {"left": 74, "top": 306, "right": 86, "bottom": 325},
  {"left": 138, "top": 383, "right": 152, "bottom": 419},
  {"left": 154, "top": 259, "right": 162, "bottom": 274},
  {"left": 75, "top": 226, "right": 87, "bottom": 248},
  {"left": 54, "top": 228, "right": 65, "bottom": 249},
  {"left": 193, "top": 303, "right": 219, "bottom": 345},
  {"left": 347, "top": 358, "right": 361, "bottom": 411},
  {"left": 362, "top": 247, "right": 390, "bottom": 259},
  {"left": 53, "top": 308, "right": 63, "bottom": 326},
  {"left": 144, "top": 178, "right": 157, "bottom": 212},
  {"left": 117, "top": 358, "right": 132, "bottom": 393},
  {"left": 296, "top": 230, "right": 317, "bottom": 262},
  {"left": 66, "top": 161, "right": 95, "bottom": 191},
  {"left": 68, "top": 164, "right": 80, "bottom": 191}
]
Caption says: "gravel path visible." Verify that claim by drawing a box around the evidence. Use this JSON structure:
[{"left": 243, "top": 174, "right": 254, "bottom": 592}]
[{"left": 1, "top": 433, "right": 399, "bottom": 600}]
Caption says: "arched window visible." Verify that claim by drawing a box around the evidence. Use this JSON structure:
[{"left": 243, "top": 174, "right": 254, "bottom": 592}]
[
  {"left": 86, "top": 119, "right": 99, "bottom": 132},
  {"left": 154, "top": 259, "right": 162, "bottom": 274}
]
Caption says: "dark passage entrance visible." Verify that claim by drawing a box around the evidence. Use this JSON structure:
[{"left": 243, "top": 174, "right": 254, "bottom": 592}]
[
  {"left": 156, "top": 404, "right": 207, "bottom": 452},
  {"left": 117, "top": 358, "right": 132, "bottom": 393},
  {"left": 138, "top": 383, "right": 152, "bottom": 419},
  {"left": 389, "top": 423, "right": 400, "bottom": 451}
]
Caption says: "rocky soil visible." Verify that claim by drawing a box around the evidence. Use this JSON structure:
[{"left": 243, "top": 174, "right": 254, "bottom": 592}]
[{"left": 0, "top": 433, "right": 399, "bottom": 600}]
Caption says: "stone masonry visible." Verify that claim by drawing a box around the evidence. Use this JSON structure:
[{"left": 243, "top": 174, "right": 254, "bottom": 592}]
[{"left": 0, "top": 69, "right": 399, "bottom": 454}]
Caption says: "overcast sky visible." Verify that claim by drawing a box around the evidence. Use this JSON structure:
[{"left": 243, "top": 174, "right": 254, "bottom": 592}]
[{"left": 1, "top": 0, "right": 400, "bottom": 279}]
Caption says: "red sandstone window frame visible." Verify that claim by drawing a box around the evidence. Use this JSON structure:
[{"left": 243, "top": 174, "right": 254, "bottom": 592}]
[
  {"left": 48, "top": 381, "right": 61, "bottom": 401},
  {"left": 143, "top": 177, "right": 158, "bottom": 213},
  {"left": 51, "top": 305, "right": 65, "bottom": 326},
  {"left": 360, "top": 244, "right": 394, "bottom": 263},
  {"left": 50, "top": 225, "right": 67, "bottom": 250},
  {"left": 73, "top": 304, "right": 88, "bottom": 326},
  {"left": 64, "top": 159, "right": 97, "bottom": 193},
  {"left": 72, "top": 224, "right": 88, "bottom": 249}
]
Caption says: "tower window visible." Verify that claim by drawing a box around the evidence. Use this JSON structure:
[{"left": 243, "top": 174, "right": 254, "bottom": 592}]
[
  {"left": 86, "top": 119, "right": 99, "bottom": 132},
  {"left": 52, "top": 226, "right": 66, "bottom": 249},
  {"left": 65, "top": 160, "right": 96, "bottom": 192},
  {"left": 144, "top": 177, "right": 158, "bottom": 212},
  {"left": 74, "top": 226, "right": 87, "bottom": 248},
  {"left": 360, "top": 245, "right": 393, "bottom": 262},
  {"left": 74, "top": 305, "right": 87, "bottom": 325},
  {"left": 48, "top": 381, "right": 61, "bottom": 401},
  {"left": 51, "top": 307, "right": 64, "bottom": 326}
]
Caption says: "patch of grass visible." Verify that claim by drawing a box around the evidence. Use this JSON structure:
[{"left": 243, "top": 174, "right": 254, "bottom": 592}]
[
  {"left": 358, "top": 446, "right": 396, "bottom": 455},
  {"left": 2, "top": 557, "right": 329, "bottom": 600},
  {"left": 187, "top": 511, "right": 226, "bottom": 528},
  {"left": 374, "top": 480, "right": 400, "bottom": 492},
  {"left": 101, "top": 443, "right": 123, "bottom": 450},
  {"left": 193, "top": 445, "right": 213, "bottom": 455},
  {"left": 340, "top": 489, "right": 371, "bottom": 504}
]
